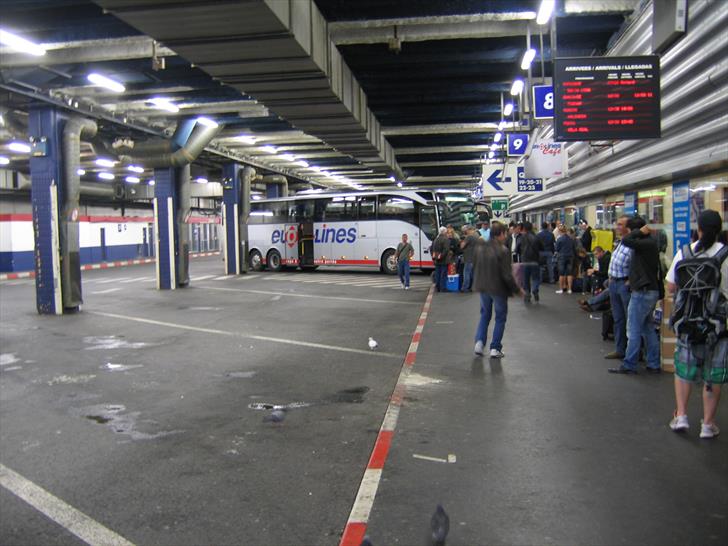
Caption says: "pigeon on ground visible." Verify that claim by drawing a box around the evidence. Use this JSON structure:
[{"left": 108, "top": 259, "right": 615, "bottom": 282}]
[
  {"left": 430, "top": 504, "right": 450, "bottom": 546},
  {"left": 368, "top": 337, "right": 378, "bottom": 350},
  {"left": 263, "top": 408, "right": 286, "bottom": 423},
  {"left": 360, "top": 537, "right": 373, "bottom": 546}
]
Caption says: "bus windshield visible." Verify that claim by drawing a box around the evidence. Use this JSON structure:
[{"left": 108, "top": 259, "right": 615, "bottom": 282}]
[{"left": 436, "top": 192, "right": 478, "bottom": 230}]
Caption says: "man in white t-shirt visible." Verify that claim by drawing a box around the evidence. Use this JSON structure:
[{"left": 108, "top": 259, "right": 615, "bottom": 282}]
[{"left": 666, "top": 209, "right": 727, "bottom": 439}]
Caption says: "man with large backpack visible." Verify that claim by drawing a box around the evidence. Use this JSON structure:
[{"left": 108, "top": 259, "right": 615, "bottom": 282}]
[
  {"left": 666, "top": 209, "right": 728, "bottom": 439},
  {"left": 515, "top": 221, "right": 544, "bottom": 303}
]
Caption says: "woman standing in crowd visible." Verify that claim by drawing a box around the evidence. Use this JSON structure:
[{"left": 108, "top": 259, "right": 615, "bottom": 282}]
[{"left": 555, "top": 225, "right": 575, "bottom": 294}]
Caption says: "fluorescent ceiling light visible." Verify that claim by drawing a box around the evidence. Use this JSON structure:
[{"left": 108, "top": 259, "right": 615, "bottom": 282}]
[
  {"left": 521, "top": 48, "right": 537, "bottom": 70},
  {"left": 87, "top": 73, "right": 125, "bottom": 93},
  {"left": 98, "top": 172, "right": 115, "bottom": 180},
  {"left": 503, "top": 103, "right": 514, "bottom": 116},
  {"left": 0, "top": 156, "right": 9, "bottom": 165},
  {"left": 234, "top": 135, "right": 256, "bottom": 145},
  {"left": 251, "top": 195, "right": 262, "bottom": 201},
  {"left": 195, "top": 117, "right": 218, "bottom": 128},
  {"left": 388, "top": 176, "right": 396, "bottom": 182},
  {"left": 148, "top": 97, "right": 179, "bottom": 113},
  {"left": 498, "top": 120, "right": 507, "bottom": 130},
  {"left": 127, "top": 165, "right": 144, "bottom": 173},
  {"left": 260, "top": 145, "right": 277, "bottom": 154},
  {"left": 148, "top": 179, "right": 155, "bottom": 186},
  {"left": 95, "top": 158, "right": 116, "bottom": 168},
  {"left": 488, "top": 151, "right": 495, "bottom": 159},
  {"left": 490, "top": 144, "right": 499, "bottom": 151},
  {"left": 397, "top": 182, "right": 403, "bottom": 188},
  {"left": 76, "top": 168, "right": 85, "bottom": 175},
  {"left": 125, "top": 176, "right": 140, "bottom": 184},
  {"left": 195, "top": 177, "right": 208, "bottom": 184},
  {"left": 279, "top": 154, "right": 296, "bottom": 162},
  {"left": 8, "top": 142, "right": 31, "bottom": 153},
  {"left": 0, "top": 29, "right": 46, "bottom": 56},
  {"left": 250, "top": 211, "right": 274, "bottom": 217},
  {"left": 295, "top": 160, "right": 309, "bottom": 168},
  {"left": 510, "top": 79, "right": 524, "bottom": 96},
  {"left": 493, "top": 132, "right": 503, "bottom": 143},
  {"left": 537, "top": 0, "right": 555, "bottom": 25}
]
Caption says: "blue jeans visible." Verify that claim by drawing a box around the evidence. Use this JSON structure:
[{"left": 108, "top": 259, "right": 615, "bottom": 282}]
[
  {"left": 623, "top": 289, "right": 661, "bottom": 370},
  {"left": 475, "top": 293, "right": 508, "bottom": 351},
  {"left": 397, "top": 259, "right": 410, "bottom": 287},
  {"left": 587, "top": 288, "right": 610, "bottom": 308},
  {"left": 522, "top": 263, "right": 541, "bottom": 296},
  {"left": 462, "top": 262, "right": 474, "bottom": 291},
  {"left": 434, "top": 264, "right": 447, "bottom": 292},
  {"left": 540, "top": 251, "right": 554, "bottom": 282},
  {"left": 609, "top": 279, "right": 631, "bottom": 355}
]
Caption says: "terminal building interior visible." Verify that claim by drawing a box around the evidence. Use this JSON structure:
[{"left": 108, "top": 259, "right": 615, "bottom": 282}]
[{"left": 0, "top": 1, "right": 726, "bottom": 545}]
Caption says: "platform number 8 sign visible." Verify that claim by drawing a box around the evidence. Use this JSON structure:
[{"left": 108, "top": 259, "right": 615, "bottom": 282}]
[
  {"left": 507, "top": 133, "right": 529, "bottom": 156},
  {"left": 533, "top": 84, "right": 554, "bottom": 119}
]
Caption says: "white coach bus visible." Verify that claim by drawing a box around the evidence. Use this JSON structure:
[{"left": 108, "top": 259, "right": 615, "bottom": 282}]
[{"left": 247, "top": 189, "right": 478, "bottom": 274}]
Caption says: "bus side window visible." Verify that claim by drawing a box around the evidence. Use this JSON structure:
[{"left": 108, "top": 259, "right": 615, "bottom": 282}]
[
  {"left": 291, "top": 200, "right": 315, "bottom": 222},
  {"left": 324, "top": 198, "right": 355, "bottom": 221},
  {"left": 314, "top": 199, "right": 327, "bottom": 222},
  {"left": 358, "top": 196, "right": 376, "bottom": 221},
  {"left": 418, "top": 204, "right": 437, "bottom": 241},
  {"left": 378, "top": 195, "right": 416, "bottom": 225}
]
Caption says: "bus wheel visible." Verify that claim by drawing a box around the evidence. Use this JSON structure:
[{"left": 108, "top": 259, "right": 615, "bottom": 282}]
[
  {"left": 381, "top": 249, "right": 398, "bottom": 275},
  {"left": 249, "top": 250, "right": 263, "bottom": 271},
  {"left": 267, "top": 249, "right": 283, "bottom": 272}
]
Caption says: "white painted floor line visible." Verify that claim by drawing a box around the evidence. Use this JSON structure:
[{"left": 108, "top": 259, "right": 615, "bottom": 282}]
[
  {"left": 88, "top": 311, "right": 402, "bottom": 358},
  {"left": 190, "top": 275, "right": 215, "bottom": 281},
  {"left": 91, "top": 288, "right": 123, "bottom": 295},
  {"left": 212, "top": 275, "right": 230, "bottom": 280},
  {"left": 96, "top": 277, "right": 130, "bottom": 284},
  {"left": 120, "top": 277, "right": 149, "bottom": 284},
  {"left": 412, "top": 453, "right": 456, "bottom": 464},
  {"left": 0, "top": 463, "right": 136, "bottom": 546},
  {"left": 199, "top": 285, "right": 420, "bottom": 305}
]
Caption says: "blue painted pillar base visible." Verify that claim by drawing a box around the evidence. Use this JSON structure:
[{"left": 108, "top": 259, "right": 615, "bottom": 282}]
[
  {"left": 154, "top": 167, "right": 179, "bottom": 289},
  {"left": 29, "top": 106, "right": 64, "bottom": 314},
  {"left": 222, "top": 163, "right": 242, "bottom": 274}
]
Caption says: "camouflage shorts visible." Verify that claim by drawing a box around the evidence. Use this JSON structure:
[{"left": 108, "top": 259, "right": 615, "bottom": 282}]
[{"left": 674, "top": 337, "right": 728, "bottom": 384}]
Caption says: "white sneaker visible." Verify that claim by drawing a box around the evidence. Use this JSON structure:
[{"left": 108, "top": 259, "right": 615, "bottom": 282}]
[
  {"left": 567, "top": 290, "right": 573, "bottom": 294},
  {"left": 669, "top": 414, "right": 689, "bottom": 432},
  {"left": 489, "top": 348, "right": 504, "bottom": 358},
  {"left": 555, "top": 289, "right": 564, "bottom": 294},
  {"left": 401, "top": 282, "right": 405, "bottom": 289},
  {"left": 700, "top": 421, "right": 720, "bottom": 439},
  {"left": 474, "top": 341, "right": 484, "bottom": 356},
  {"left": 405, "top": 286, "right": 410, "bottom": 290}
]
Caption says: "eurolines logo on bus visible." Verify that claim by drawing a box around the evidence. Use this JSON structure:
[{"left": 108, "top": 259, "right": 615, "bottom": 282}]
[{"left": 271, "top": 224, "right": 357, "bottom": 245}]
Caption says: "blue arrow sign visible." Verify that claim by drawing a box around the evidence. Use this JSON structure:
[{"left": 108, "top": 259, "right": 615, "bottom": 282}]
[{"left": 485, "top": 169, "right": 512, "bottom": 191}]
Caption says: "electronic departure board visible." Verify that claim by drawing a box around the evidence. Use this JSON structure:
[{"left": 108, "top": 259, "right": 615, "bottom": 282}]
[{"left": 553, "top": 56, "right": 661, "bottom": 141}]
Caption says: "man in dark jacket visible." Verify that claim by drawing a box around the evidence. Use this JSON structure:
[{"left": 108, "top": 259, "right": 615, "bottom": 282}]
[
  {"left": 460, "top": 225, "right": 479, "bottom": 292},
  {"left": 608, "top": 216, "right": 663, "bottom": 374},
  {"left": 516, "top": 221, "right": 545, "bottom": 303},
  {"left": 472, "top": 222, "right": 522, "bottom": 358},
  {"left": 431, "top": 226, "right": 450, "bottom": 292},
  {"left": 537, "top": 222, "right": 556, "bottom": 283}
]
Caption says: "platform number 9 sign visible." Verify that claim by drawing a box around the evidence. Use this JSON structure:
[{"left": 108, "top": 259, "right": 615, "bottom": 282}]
[{"left": 507, "top": 133, "right": 529, "bottom": 156}]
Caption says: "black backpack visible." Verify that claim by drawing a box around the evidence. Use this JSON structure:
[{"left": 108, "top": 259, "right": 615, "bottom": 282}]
[{"left": 669, "top": 243, "right": 728, "bottom": 345}]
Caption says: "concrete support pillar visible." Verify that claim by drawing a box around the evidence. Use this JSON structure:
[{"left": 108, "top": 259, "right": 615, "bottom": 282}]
[
  {"left": 153, "top": 167, "right": 179, "bottom": 289},
  {"left": 222, "top": 162, "right": 242, "bottom": 274},
  {"left": 240, "top": 166, "right": 254, "bottom": 274},
  {"left": 28, "top": 106, "right": 64, "bottom": 315}
]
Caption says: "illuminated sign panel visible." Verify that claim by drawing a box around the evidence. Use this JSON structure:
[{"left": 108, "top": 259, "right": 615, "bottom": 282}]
[{"left": 553, "top": 56, "right": 661, "bottom": 141}]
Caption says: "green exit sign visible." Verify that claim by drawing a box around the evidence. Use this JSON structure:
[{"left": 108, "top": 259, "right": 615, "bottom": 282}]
[{"left": 491, "top": 198, "right": 509, "bottom": 211}]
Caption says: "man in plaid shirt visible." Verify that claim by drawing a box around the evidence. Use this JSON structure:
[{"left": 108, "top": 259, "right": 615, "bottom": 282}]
[{"left": 606, "top": 215, "right": 634, "bottom": 361}]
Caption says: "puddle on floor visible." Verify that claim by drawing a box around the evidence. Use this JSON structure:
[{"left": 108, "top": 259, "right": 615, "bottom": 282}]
[
  {"left": 1, "top": 353, "right": 21, "bottom": 366},
  {"left": 324, "top": 386, "right": 370, "bottom": 404},
  {"left": 248, "top": 401, "right": 311, "bottom": 411},
  {"left": 83, "top": 336, "right": 152, "bottom": 350},
  {"left": 47, "top": 374, "right": 96, "bottom": 386},
  {"left": 77, "top": 404, "right": 183, "bottom": 441},
  {"left": 101, "top": 363, "right": 144, "bottom": 372},
  {"left": 224, "top": 371, "right": 256, "bottom": 379}
]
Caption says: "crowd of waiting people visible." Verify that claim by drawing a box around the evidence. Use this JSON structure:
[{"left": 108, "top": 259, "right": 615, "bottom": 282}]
[{"left": 416, "top": 210, "right": 728, "bottom": 439}]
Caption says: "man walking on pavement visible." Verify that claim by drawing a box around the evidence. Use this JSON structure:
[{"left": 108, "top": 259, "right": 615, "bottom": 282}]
[
  {"left": 606, "top": 215, "right": 633, "bottom": 360},
  {"left": 395, "top": 233, "right": 415, "bottom": 290},
  {"left": 516, "top": 221, "right": 545, "bottom": 302},
  {"left": 608, "top": 217, "right": 663, "bottom": 374},
  {"left": 537, "top": 221, "right": 556, "bottom": 283},
  {"left": 431, "top": 227, "right": 450, "bottom": 292},
  {"left": 473, "top": 222, "right": 523, "bottom": 358},
  {"left": 460, "top": 225, "right": 479, "bottom": 292}
]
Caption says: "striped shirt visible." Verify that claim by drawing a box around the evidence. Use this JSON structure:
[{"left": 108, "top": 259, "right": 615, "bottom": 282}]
[{"left": 608, "top": 241, "right": 633, "bottom": 278}]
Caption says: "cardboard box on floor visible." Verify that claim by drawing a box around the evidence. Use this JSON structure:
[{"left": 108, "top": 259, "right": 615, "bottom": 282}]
[{"left": 660, "top": 295, "right": 676, "bottom": 373}]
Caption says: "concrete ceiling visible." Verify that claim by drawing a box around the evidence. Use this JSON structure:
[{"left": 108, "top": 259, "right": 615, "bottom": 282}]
[{"left": 0, "top": 0, "right": 638, "bottom": 191}]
